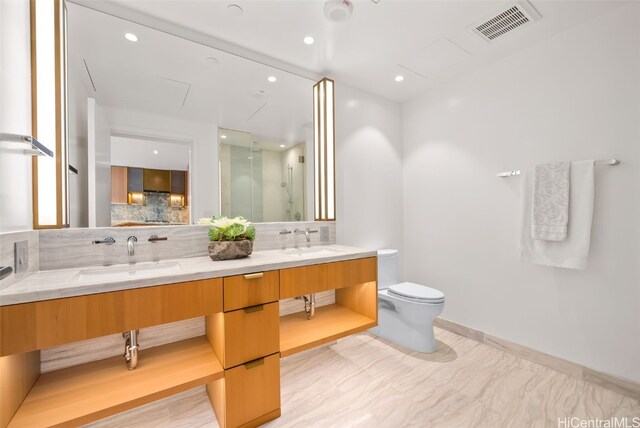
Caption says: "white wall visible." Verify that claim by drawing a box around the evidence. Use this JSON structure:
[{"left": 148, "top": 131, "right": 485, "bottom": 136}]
[
  {"left": 103, "top": 107, "right": 218, "bottom": 221},
  {"left": 335, "top": 83, "right": 403, "bottom": 251},
  {"left": 87, "top": 98, "right": 112, "bottom": 228},
  {"left": 0, "top": 0, "right": 32, "bottom": 232},
  {"left": 402, "top": 4, "right": 640, "bottom": 382}
]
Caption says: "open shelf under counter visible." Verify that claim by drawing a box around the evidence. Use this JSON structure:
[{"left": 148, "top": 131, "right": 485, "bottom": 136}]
[
  {"left": 279, "top": 304, "right": 376, "bottom": 358},
  {"left": 8, "top": 336, "right": 223, "bottom": 428}
]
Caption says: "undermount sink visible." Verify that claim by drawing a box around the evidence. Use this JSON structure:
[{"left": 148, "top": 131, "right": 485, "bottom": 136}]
[
  {"left": 281, "top": 247, "right": 339, "bottom": 256},
  {"left": 76, "top": 261, "right": 181, "bottom": 281}
]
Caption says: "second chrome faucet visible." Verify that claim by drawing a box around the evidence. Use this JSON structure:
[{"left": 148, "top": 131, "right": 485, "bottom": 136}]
[
  {"left": 127, "top": 236, "right": 137, "bottom": 256},
  {"left": 293, "top": 228, "right": 318, "bottom": 243}
]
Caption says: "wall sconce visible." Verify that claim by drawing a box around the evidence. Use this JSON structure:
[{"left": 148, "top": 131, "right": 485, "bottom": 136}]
[
  {"left": 31, "top": 0, "right": 69, "bottom": 228},
  {"left": 313, "top": 77, "right": 335, "bottom": 221}
]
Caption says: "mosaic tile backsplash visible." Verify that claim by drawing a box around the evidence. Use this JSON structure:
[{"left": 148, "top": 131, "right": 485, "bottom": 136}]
[{"left": 111, "top": 193, "right": 189, "bottom": 225}]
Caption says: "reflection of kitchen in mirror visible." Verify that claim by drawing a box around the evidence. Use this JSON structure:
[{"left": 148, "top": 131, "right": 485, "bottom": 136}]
[
  {"left": 110, "top": 136, "right": 190, "bottom": 226},
  {"left": 219, "top": 128, "right": 306, "bottom": 222},
  {"left": 66, "top": 2, "right": 313, "bottom": 228}
]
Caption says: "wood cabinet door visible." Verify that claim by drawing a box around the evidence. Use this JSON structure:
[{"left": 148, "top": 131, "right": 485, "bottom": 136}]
[
  {"left": 223, "top": 353, "right": 280, "bottom": 428},
  {"left": 111, "top": 166, "right": 128, "bottom": 204},
  {"left": 170, "top": 170, "right": 186, "bottom": 195},
  {"left": 127, "top": 167, "right": 143, "bottom": 192}
]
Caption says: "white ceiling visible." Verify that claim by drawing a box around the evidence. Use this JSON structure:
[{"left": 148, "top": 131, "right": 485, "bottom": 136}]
[
  {"left": 67, "top": 2, "right": 314, "bottom": 146},
  {"left": 82, "top": 0, "right": 626, "bottom": 102},
  {"left": 111, "top": 136, "right": 190, "bottom": 170}
]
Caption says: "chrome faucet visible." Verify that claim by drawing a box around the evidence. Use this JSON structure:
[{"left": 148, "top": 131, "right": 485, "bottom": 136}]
[
  {"left": 127, "top": 236, "right": 137, "bottom": 256},
  {"left": 293, "top": 228, "right": 318, "bottom": 243}
]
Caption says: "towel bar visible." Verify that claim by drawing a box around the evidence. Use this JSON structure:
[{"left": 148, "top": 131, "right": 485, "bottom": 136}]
[{"left": 497, "top": 158, "right": 619, "bottom": 177}]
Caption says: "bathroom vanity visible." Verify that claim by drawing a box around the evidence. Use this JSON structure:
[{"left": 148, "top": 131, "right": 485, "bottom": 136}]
[{"left": 0, "top": 246, "right": 377, "bottom": 428}]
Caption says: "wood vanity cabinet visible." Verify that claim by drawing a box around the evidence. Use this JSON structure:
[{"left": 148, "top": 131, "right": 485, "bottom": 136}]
[
  {"left": 0, "top": 257, "right": 377, "bottom": 428},
  {"left": 206, "top": 271, "right": 281, "bottom": 428},
  {"left": 0, "top": 278, "right": 224, "bottom": 428}
]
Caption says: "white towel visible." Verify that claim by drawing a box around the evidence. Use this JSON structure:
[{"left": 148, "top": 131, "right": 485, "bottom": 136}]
[
  {"left": 532, "top": 161, "right": 570, "bottom": 241},
  {"left": 520, "top": 160, "right": 595, "bottom": 269}
]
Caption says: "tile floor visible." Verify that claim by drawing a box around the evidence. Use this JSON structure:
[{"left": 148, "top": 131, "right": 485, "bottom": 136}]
[{"left": 85, "top": 328, "right": 640, "bottom": 428}]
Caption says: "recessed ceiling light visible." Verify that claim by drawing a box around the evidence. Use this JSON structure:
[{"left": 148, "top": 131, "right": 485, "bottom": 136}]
[
  {"left": 280, "top": 144, "right": 286, "bottom": 148},
  {"left": 267, "top": 76, "right": 277, "bottom": 83},
  {"left": 220, "top": 135, "right": 227, "bottom": 139},
  {"left": 125, "top": 33, "right": 138, "bottom": 42},
  {"left": 205, "top": 56, "right": 219, "bottom": 65},
  {"left": 153, "top": 150, "right": 158, "bottom": 154},
  {"left": 227, "top": 4, "right": 243, "bottom": 16},
  {"left": 303, "top": 36, "right": 315, "bottom": 45},
  {"left": 395, "top": 75, "right": 405, "bottom": 82}
]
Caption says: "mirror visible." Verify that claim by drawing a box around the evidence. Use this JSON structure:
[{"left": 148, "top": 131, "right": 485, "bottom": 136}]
[{"left": 66, "top": 2, "right": 313, "bottom": 227}]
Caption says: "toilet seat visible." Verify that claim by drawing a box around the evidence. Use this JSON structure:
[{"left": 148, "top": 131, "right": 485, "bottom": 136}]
[{"left": 387, "top": 282, "right": 445, "bottom": 304}]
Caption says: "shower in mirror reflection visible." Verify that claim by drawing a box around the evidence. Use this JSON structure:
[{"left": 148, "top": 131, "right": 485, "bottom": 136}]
[{"left": 219, "top": 128, "right": 307, "bottom": 222}]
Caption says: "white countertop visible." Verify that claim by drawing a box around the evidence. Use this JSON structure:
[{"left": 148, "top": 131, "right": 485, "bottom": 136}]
[{"left": 0, "top": 245, "right": 376, "bottom": 306}]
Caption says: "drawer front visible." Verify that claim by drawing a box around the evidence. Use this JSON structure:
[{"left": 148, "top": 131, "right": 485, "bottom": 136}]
[
  {"left": 223, "top": 271, "right": 279, "bottom": 312},
  {"left": 225, "top": 353, "right": 280, "bottom": 428},
  {"left": 0, "top": 278, "right": 223, "bottom": 357},
  {"left": 280, "top": 257, "right": 377, "bottom": 299},
  {"left": 223, "top": 302, "right": 279, "bottom": 368}
]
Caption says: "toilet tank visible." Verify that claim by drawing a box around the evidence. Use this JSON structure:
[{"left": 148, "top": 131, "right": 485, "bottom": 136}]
[{"left": 377, "top": 249, "right": 399, "bottom": 289}]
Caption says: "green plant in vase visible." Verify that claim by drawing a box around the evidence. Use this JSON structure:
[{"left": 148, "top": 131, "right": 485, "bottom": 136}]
[{"left": 199, "top": 216, "right": 256, "bottom": 261}]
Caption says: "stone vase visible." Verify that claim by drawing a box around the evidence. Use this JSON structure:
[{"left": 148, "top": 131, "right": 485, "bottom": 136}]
[{"left": 208, "top": 240, "right": 253, "bottom": 261}]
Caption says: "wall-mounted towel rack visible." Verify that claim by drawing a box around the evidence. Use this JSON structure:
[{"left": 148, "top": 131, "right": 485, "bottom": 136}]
[
  {"left": 497, "top": 158, "right": 620, "bottom": 177},
  {"left": 0, "top": 133, "right": 54, "bottom": 157}
]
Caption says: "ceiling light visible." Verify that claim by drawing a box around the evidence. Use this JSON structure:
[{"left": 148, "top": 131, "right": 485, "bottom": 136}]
[
  {"left": 125, "top": 33, "right": 138, "bottom": 42},
  {"left": 227, "top": 4, "right": 243, "bottom": 16},
  {"left": 153, "top": 150, "right": 158, "bottom": 154},
  {"left": 304, "top": 36, "right": 315, "bottom": 45},
  {"left": 220, "top": 135, "right": 227, "bottom": 139},
  {"left": 395, "top": 75, "right": 405, "bottom": 82},
  {"left": 205, "top": 56, "right": 219, "bottom": 65},
  {"left": 280, "top": 144, "right": 286, "bottom": 148},
  {"left": 267, "top": 76, "right": 277, "bottom": 83}
]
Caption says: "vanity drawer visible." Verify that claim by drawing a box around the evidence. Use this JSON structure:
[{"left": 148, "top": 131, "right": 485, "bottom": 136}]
[
  {"left": 215, "top": 353, "right": 281, "bottom": 428},
  {"left": 223, "top": 271, "right": 279, "bottom": 312},
  {"left": 280, "top": 257, "right": 377, "bottom": 299},
  {"left": 218, "top": 302, "right": 279, "bottom": 369}
]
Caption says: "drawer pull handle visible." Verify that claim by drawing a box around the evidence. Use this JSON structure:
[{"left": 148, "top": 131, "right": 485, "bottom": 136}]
[
  {"left": 244, "top": 357, "right": 265, "bottom": 369},
  {"left": 243, "top": 272, "right": 264, "bottom": 280},
  {"left": 244, "top": 304, "right": 264, "bottom": 313}
]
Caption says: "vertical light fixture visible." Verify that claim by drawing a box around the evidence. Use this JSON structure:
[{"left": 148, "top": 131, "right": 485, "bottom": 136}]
[
  {"left": 313, "top": 77, "right": 335, "bottom": 221},
  {"left": 31, "top": 0, "right": 69, "bottom": 228}
]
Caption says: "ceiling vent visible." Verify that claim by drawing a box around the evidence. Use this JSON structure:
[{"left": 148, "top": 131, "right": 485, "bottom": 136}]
[{"left": 469, "top": 1, "right": 541, "bottom": 42}]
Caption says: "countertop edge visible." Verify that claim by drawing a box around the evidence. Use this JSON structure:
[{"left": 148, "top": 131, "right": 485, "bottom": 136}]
[{"left": 0, "top": 246, "right": 377, "bottom": 306}]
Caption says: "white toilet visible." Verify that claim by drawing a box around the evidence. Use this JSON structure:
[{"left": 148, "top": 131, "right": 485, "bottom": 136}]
[{"left": 371, "top": 249, "right": 445, "bottom": 353}]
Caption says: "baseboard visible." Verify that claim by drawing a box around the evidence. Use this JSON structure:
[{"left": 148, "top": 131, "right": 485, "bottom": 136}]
[{"left": 434, "top": 317, "right": 640, "bottom": 401}]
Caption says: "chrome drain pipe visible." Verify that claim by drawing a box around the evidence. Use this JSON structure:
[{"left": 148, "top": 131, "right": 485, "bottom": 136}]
[
  {"left": 295, "top": 294, "right": 316, "bottom": 320},
  {"left": 123, "top": 330, "right": 140, "bottom": 370}
]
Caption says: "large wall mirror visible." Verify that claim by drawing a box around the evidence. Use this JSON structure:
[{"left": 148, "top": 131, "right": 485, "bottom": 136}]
[{"left": 65, "top": 2, "right": 314, "bottom": 227}]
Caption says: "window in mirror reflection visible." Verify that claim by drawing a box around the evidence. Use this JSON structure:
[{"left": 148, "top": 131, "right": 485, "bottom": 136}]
[{"left": 219, "top": 128, "right": 306, "bottom": 222}]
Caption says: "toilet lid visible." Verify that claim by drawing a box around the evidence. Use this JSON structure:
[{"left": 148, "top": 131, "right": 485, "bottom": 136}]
[{"left": 388, "top": 282, "right": 445, "bottom": 303}]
